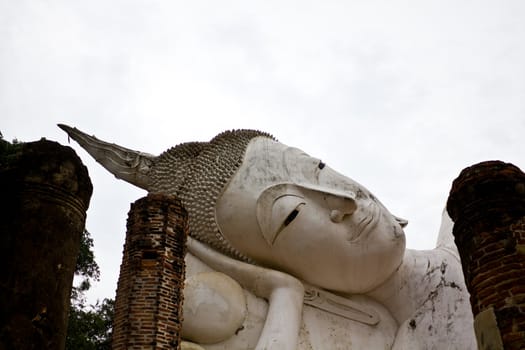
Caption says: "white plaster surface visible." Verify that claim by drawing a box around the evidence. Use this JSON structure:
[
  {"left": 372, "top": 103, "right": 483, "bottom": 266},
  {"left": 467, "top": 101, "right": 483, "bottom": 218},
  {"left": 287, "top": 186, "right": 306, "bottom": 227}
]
[
  {"left": 182, "top": 138, "right": 476, "bottom": 349},
  {"left": 183, "top": 239, "right": 475, "bottom": 349}
]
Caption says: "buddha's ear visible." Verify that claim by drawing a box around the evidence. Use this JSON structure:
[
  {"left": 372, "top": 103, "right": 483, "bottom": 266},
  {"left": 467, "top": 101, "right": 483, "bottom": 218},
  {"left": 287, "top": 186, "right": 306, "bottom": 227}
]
[
  {"left": 394, "top": 215, "right": 408, "bottom": 228},
  {"left": 257, "top": 184, "right": 305, "bottom": 246}
]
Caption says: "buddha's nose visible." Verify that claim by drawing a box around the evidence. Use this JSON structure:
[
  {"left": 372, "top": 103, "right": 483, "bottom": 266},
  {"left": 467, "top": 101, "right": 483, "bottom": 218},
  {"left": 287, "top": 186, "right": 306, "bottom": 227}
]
[{"left": 329, "top": 197, "right": 357, "bottom": 223}]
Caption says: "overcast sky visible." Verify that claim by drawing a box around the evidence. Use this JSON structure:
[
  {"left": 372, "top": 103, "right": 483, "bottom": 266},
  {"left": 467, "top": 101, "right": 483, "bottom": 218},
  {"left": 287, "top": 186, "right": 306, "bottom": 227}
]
[{"left": 2, "top": 1, "right": 524, "bottom": 304}]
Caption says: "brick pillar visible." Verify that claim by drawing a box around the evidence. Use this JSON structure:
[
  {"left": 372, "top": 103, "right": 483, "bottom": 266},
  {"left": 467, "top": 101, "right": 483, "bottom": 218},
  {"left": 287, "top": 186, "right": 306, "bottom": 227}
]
[
  {"left": 0, "top": 139, "right": 92, "bottom": 350},
  {"left": 112, "top": 194, "right": 188, "bottom": 350},
  {"left": 447, "top": 160, "right": 525, "bottom": 350}
]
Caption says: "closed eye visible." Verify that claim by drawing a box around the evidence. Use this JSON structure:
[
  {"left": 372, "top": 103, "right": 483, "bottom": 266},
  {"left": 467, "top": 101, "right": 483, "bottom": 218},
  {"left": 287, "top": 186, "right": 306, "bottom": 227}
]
[
  {"left": 272, "top": 201, "right": 305, "bottom": 244},
  {"left": 284, "top": 208, "right": 300, "bottom": 226}
]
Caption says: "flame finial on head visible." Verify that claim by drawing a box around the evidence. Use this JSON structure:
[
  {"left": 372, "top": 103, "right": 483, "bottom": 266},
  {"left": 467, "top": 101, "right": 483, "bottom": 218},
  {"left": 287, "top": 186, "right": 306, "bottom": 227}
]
[{"left": 58, "top": 124, "right": 275, "bottom": 260}]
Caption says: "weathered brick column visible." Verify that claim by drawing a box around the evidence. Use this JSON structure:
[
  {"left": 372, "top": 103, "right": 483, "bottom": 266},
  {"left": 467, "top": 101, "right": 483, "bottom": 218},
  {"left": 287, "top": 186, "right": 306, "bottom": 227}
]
[
  {"left": 0, "top": 139, "right": 92, "bottom": 350},
  {"left": 447, "top": 161, "right": 525, "bottom": 350},
  {"left": 112, "top": 194, "right": 188, "bottom": 350}
]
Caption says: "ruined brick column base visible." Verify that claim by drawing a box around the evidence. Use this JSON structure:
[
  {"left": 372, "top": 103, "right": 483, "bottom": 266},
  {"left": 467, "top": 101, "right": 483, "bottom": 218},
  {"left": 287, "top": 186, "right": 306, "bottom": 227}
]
[
  {"left": 112, "top": 194, "right": 188, "bottom": 350},
  {"left": 447, "top": 161, "right": 525, "bottom": 350},
  {"left": 0, "top": 140, "right": 92, "bottom": 350}
]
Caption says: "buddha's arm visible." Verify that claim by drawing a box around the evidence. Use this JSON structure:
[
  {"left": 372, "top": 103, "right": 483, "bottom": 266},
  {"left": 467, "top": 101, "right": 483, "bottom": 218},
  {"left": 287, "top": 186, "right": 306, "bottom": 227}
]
[{"left": 187, "top": 237, "right": 304, "bottom": 350}]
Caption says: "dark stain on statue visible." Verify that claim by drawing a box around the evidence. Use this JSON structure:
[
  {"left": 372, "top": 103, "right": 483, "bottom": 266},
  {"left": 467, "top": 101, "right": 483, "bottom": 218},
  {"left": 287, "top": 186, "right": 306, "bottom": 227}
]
[
  {"left": 440, "top": 262, "right": 447, "bottom": 274},
  {"left": 409, "top": 319, "right": 416, "bottom": 330}
]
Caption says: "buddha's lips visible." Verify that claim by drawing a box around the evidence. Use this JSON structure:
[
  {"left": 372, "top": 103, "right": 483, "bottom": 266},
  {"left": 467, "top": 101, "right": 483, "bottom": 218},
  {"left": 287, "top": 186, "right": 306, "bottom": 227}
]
[{"left": 348, "top": 202, "right": 379, "bottom": 242}]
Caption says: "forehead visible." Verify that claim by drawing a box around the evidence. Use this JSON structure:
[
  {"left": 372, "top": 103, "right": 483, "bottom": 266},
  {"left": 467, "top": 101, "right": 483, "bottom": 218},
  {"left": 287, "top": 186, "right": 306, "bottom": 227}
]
[
  {"left": 232, "top": 137, "right": 363, "bottom": 197},
  {"left": 236, "top": 137, "right": 318, "bottom": 190}
]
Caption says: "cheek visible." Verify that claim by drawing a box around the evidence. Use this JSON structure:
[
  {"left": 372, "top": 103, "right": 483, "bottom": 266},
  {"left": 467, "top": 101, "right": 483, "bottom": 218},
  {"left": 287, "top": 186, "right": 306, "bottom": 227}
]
[
  {"left": 275, "top": 227, "right": 357, "bottom": 270},
  {"left": 280, "top": 204, "right": 329, "bottom": 238},
  {"left": 272, "top": 229, "right": 403, "bottom": 293}
]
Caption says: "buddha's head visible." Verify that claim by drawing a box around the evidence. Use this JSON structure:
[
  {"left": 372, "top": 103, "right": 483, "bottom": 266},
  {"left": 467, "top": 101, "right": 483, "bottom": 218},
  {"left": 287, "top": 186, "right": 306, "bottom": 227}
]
[
  {"left": 215, "top": 136, "right": 406, "bottom": 294},
  {"left": 60, "top": 126, "right": 406, "bottom": 294},
  {"left": 150, "top": 130, "right": 406, "bottom": 294}
]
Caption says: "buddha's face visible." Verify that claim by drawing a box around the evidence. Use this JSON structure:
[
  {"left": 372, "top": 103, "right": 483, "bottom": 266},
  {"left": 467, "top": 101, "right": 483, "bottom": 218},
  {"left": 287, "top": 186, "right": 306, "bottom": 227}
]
[{"left": 215, "top": 137, "right": 406, "bottom": 294}]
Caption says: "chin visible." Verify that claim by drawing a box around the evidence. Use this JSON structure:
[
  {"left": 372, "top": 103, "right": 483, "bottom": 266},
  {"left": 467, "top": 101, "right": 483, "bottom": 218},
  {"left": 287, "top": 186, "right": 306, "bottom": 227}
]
[
  {"left": 345, "top": 239, "right": 406, "bottom": 293},
  {"left": 310, "top": 257, "right": 401, "bottom": 294}
]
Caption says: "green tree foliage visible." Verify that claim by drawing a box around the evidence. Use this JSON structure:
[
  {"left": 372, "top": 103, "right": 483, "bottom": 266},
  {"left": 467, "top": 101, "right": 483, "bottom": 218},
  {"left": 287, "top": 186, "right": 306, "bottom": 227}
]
[
  {"left": 71, "top": 228, "right": 100, "bottom": 303},
  {"left": 0, "top": 132, "right": 23, "bottom": 167},
  {"left": 66, "top": 229, "right": 114, "bottom": 350},
  {"left": 66, "top": 299, "right": 114, "bottom": 350}
]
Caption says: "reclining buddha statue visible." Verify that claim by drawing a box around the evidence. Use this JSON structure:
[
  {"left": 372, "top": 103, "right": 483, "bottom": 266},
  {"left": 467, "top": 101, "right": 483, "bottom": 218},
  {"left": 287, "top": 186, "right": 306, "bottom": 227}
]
[{"left": 59, "top": 125, "right": 476, "bottom": 349}]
